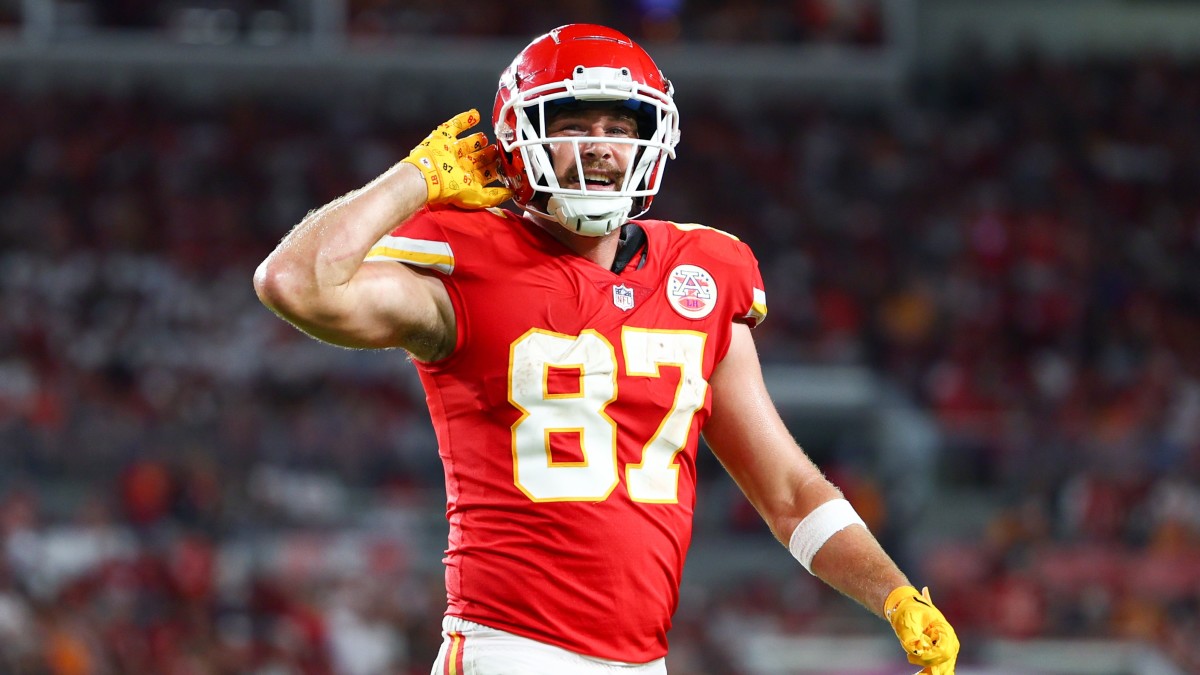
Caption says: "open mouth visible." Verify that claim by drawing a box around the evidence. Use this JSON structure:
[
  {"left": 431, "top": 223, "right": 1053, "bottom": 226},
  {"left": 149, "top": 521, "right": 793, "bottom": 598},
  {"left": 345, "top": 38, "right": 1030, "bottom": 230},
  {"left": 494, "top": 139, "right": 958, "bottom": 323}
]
[{"left": 569, "top": 171, "right": 617, "bottom": 191}]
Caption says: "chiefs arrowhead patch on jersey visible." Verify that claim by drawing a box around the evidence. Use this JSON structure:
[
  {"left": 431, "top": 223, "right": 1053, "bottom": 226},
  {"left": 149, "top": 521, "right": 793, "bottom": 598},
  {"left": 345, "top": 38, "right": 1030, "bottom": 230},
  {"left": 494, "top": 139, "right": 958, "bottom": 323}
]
[{"left": 666, "top": 264, "right": 717, "bottom": 319}]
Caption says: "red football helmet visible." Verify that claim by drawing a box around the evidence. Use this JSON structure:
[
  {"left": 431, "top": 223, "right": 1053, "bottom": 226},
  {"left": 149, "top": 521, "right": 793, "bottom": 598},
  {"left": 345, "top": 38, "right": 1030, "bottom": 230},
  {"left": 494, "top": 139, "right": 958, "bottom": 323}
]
[{"left": 493, "top": 24, "right": 680, "bottom": 236}]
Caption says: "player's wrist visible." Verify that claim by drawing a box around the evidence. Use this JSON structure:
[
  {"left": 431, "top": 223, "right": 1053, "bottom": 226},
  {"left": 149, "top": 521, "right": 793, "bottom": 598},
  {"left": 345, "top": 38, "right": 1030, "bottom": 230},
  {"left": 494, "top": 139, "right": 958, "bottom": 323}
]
[
  {"left": 399, "top": 153, "right": 439, "bottom": 203},
  {"left": 398, "top": 158, "right": 431, "bottom": 192}
]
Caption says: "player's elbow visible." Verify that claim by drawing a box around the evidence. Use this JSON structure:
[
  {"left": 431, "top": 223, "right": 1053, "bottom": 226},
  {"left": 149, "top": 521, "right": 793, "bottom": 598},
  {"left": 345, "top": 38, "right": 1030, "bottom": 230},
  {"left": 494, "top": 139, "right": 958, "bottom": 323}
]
[
  {"left": 254, "top": 255, "right": 308, "bottom": 318},
  {"left": 253, "top": 257, "right": 372, "bottom": 348}
]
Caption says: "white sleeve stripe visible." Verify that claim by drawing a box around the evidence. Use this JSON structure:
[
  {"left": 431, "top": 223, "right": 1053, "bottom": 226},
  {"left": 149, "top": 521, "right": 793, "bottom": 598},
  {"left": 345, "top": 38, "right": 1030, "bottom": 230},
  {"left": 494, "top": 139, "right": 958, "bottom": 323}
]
[
  {"left": 364, "top": 236, "right": 455, "bottom": 274},
  {"left": 745, "top": 287, "right": 767, "bottom": 324}
]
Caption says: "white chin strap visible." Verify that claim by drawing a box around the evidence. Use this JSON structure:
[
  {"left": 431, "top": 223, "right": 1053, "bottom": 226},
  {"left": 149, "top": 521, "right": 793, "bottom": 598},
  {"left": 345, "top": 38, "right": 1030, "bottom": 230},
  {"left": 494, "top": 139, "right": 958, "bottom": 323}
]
[{"left": 546, "top": 195, "right": 633, "bottom": 237}]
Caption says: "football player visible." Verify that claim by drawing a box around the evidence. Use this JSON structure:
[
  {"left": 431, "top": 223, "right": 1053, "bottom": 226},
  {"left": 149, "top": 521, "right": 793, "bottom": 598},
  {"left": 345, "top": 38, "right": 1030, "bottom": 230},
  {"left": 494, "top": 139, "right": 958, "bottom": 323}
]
[{"left": 255, "top": 23, "right": 958, "bottom": 675}]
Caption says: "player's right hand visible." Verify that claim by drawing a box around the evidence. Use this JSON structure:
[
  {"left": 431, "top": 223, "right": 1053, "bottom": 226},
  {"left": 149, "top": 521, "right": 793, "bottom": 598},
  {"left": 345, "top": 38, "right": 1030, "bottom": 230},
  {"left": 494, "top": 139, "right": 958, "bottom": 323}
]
[
  {"left": 402, "top": 109, "right": 512, "bottom": 209},
  {"left": 885, "top": 585, "right": 959, "bottom": 674}
]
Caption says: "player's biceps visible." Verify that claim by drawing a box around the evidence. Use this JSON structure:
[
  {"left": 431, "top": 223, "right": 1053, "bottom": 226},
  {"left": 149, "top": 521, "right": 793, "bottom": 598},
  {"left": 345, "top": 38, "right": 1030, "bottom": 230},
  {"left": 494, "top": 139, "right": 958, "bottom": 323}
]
[
  {"left": 705, "top": 360, "right": 826, "bottom": 534},
  {"left": 703, "top": 332, "right": 777, "bottom": 462}
]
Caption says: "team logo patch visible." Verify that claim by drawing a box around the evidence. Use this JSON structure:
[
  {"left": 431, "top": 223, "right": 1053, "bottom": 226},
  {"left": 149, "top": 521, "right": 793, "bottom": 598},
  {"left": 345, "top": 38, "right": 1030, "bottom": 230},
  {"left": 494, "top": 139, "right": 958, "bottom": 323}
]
[
  {"left": 666, "top": 264, "right": 717, "bottom": 319},
  {"left": 612, "top": 284, "right": 635, "bottom": 311}
]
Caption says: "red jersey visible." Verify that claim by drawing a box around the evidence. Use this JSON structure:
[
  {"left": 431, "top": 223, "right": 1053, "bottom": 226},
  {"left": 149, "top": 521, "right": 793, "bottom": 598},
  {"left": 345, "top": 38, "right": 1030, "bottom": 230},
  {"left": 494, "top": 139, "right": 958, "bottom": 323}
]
[{"left": 367, "top": 205, "right": 767, "bottom": 662}]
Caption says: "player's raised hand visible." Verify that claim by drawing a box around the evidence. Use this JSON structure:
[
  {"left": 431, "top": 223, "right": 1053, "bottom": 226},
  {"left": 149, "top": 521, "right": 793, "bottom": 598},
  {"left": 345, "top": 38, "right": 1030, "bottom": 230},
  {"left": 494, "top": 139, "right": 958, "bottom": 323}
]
[
  {"left": 402, "top": 109, "right": 512, "bottom": 209},
  {"left": 885, "top": 585, "right": 959, "bottom": 674}
]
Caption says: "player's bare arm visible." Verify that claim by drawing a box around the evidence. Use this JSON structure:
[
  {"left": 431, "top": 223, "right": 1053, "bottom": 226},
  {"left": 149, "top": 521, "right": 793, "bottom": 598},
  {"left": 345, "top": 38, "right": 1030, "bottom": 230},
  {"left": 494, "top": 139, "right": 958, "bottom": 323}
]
[
  {"left": 705, "top": 323, "right": 959, "bottom": 672},
  {"left": 254, "top": 161, "right": 449, "bottom": 357},
  {"left": 703, "top": 323, "right": 911, "bottom": 614},
  {"left": 254, "top": 110, "right": 510, "bottom": 361}
]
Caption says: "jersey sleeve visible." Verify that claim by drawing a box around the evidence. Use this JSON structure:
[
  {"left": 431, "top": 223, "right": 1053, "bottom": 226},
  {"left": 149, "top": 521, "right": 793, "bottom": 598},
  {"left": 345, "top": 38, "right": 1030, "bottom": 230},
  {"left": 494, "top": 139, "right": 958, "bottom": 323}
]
[
  {"left": 733, "top": 238, "right": 768, "bottom": 328},
  {"left": 365, "top": 205, "right": 461, "bottom": 275},
  {"left": 683, "top": 223, "right": 767, "bottom": 328}
]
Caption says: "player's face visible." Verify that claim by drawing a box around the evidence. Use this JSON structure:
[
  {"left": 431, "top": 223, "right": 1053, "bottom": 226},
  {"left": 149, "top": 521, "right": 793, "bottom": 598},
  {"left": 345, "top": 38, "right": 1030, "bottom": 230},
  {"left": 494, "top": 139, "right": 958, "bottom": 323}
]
[{"left": 544, "top": 107, "right": 639, "bottom": 192}]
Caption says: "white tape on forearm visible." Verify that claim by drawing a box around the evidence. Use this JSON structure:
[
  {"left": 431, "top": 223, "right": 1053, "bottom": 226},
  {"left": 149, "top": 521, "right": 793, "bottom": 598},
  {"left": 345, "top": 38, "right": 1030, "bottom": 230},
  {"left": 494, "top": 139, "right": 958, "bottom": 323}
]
[{"left": 788, "top": 498, "right": 867, "bottom": 574}]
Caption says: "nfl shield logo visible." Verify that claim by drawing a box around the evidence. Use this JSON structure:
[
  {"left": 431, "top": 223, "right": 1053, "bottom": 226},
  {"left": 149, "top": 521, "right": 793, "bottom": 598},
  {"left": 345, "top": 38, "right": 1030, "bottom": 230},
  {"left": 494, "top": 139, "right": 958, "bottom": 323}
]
[{"left": 612, "top": 284, "right": 635, "bottom": 311}]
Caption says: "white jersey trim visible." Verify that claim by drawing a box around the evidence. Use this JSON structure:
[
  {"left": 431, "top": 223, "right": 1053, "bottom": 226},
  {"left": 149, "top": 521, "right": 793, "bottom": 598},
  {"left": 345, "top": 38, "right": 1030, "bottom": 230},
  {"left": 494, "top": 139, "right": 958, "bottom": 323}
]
[
  {"left": 366, "top": 235, "right": 455, "bottom": 275},
  {"left": 745, "top": 287, "right": 767, "bottom": 325}
]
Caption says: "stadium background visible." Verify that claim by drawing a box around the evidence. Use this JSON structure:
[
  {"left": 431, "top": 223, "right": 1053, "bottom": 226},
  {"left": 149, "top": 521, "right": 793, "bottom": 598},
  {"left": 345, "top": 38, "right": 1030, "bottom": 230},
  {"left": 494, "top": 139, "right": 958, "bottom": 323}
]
[{"left": 1, "top": 1, "right": 1199, "bottom": 673}]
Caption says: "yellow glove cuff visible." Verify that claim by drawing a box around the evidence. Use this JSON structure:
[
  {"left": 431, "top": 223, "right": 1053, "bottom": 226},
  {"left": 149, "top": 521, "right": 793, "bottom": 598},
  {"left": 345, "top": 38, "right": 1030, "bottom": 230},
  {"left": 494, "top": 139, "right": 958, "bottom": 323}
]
[{"left": 884, "top": 584, "right": 921, "bottom": 619}]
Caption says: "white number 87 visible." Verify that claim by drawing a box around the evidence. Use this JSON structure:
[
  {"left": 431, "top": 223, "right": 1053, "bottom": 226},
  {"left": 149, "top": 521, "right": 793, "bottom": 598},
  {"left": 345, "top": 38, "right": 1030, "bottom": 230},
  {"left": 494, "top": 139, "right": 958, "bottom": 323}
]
[{"left": 508, "top": 327, "right": 708, "bottom": 504}]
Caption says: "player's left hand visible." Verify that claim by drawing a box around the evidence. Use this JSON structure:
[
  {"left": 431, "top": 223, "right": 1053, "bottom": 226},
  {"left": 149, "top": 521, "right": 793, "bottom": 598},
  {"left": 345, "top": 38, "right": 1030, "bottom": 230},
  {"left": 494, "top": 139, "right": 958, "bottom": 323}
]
[
  {"left": 402, "top": 109, "right": 512, "bottom": 210},
  {"left": 885, "top": 585, "right": 959, "bottom": 674}
]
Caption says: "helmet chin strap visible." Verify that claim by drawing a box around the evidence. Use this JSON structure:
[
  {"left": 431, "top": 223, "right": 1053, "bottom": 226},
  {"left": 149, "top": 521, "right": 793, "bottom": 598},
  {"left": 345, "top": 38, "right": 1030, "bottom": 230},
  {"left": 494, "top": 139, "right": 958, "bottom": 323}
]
[{"left": 546, "top": 194, "right": 633, "bottom": 237}]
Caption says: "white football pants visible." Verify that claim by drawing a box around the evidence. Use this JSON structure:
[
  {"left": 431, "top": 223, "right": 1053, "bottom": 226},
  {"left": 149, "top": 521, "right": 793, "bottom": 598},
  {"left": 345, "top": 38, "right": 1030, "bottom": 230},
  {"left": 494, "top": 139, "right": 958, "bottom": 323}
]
[{"left": 431, "top": 616, "right": 668, "bottom": 675}]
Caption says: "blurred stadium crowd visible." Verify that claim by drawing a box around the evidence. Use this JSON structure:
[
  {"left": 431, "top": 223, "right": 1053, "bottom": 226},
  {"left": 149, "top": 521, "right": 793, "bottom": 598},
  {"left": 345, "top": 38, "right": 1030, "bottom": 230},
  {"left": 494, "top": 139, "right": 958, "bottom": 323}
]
[
  {"left": 1, "top": 32, "right": 1200, "bottom": 675},
  {"left": 40, "top": 0, "right": 884, "bottom": 47}
]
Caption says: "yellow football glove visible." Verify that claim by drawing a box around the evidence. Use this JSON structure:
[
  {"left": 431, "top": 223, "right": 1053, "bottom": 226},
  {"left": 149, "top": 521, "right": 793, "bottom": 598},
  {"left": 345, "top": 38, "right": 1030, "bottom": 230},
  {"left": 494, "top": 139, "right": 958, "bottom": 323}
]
[
  {"left": 885, "top": 585, "right": 960, "bottom": 674},
  {"left": 401, "top": 109, "right": 512, "bottom": 209}
]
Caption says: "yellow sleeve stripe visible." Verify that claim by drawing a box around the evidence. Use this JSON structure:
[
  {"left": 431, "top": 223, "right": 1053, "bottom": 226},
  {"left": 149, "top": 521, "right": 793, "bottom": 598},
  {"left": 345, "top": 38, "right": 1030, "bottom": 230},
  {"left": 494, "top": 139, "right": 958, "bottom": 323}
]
[
  {"left": 746, "top": 287, "right": 768, "bottom": 325},
  {"left": 364, "top": 236, "right": 455, "bottom": 274},
  {"left": 668, "top": 221, "right": 741, "bottom": 241}
]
